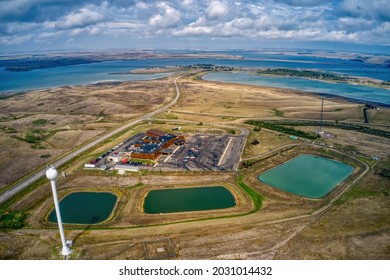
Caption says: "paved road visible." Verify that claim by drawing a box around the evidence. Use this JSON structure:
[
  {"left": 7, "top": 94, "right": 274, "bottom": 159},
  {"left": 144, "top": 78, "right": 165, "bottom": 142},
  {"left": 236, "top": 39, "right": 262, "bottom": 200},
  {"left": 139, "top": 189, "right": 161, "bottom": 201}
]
[{"left": 0, "top": 75, "right": 183, "bottom": 205}]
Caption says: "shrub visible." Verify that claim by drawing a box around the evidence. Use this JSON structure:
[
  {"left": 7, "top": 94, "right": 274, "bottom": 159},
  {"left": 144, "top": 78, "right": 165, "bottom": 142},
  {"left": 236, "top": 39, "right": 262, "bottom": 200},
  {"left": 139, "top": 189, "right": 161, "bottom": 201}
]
[
  {"left": 0, "top": 211, "right": 27, "bottom": 229},
  {"left": 32, "top": 119, "right": 48, "bottom": 125}
]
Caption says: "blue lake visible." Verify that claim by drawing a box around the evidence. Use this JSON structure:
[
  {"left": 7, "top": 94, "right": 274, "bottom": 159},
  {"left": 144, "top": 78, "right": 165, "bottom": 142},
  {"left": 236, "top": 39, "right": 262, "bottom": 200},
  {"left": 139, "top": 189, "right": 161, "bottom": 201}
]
[
  {"left": 203, "top": 72, "right": 390, "bottom": 105},
  {"left": 0, "top": 60, "right": 174, "bottom": 93},
  {"left": 1, "top": 51, "right": 389, "bottom": 105}
]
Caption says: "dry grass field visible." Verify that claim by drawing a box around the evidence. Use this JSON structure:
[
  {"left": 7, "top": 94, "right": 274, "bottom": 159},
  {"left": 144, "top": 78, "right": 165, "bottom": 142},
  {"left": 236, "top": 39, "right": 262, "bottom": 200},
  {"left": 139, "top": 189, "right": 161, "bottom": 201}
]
[
  {"left": 173, "top": 76, "right": 390, "bottom": 122},
  {"left": 1, "top": 72, "right": 389, "bottom": 260},
  {"left": 0, "top": 78, "right": 175, "bottom": 189}
]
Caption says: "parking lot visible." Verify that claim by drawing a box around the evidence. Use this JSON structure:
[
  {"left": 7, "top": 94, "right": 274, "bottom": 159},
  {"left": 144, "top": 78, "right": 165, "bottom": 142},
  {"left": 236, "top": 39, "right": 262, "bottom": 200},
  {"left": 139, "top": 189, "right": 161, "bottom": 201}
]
[
  {"left": 157, "top": 134, "right": 245, "bottom": 171},
  {"left": 85, "top": 132, "right": 146, "bottom": 169},
  {"left": 86, "top": 132, "right": 245, "bottom": 172}
]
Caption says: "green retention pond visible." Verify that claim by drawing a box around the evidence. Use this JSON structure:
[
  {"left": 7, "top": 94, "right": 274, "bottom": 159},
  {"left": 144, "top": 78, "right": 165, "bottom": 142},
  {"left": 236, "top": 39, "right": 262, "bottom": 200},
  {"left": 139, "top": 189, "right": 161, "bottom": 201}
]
[
  {"left": 48, "top": 192, "right": 117, "bottom": 224},
  {"left": 144, "top": 186, "right": 236, "bottom": 214},
  {"left": 258, "top": 154, "right": 354, "bottom": 198}
]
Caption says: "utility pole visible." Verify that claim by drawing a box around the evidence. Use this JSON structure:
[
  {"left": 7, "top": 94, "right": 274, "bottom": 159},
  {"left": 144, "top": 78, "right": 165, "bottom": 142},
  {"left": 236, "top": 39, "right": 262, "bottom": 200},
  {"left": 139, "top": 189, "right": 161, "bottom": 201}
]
[{"left": 319, "top": 98, "right": 324, "bottom": 134}]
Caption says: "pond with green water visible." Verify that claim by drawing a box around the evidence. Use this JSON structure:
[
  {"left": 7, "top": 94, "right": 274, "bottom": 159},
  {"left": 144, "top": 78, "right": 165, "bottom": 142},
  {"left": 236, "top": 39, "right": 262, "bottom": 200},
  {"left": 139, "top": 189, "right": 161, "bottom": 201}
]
[
  {"left": 144, "top": 186, "right": 236, "bottom": 214},
  {"left": 258, "top": 154, "right": 354, "bottom": 198},
  {"left": 48, "top": 192, "right": 117, "bottom": 224}
]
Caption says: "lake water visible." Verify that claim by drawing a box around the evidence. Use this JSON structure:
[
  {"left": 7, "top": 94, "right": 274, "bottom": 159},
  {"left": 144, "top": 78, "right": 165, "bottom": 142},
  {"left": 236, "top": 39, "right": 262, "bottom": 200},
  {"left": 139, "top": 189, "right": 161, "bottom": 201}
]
[
  {"left": 1, "top": 51, "right": 389, "bottom": 104},
  {"left": 203, "top": 72, "right": 390, "bottom": 105},
  {"left": 0, "top": 60, "right": 174, "bottom": 93},
  {"left": 48, "top": 192, "right": 117, "bottom": 224},
  {"left": 257, "top": 154, "right": 354, "bottom": 198},
  {"left": 143, "top": 186, "right": 236, "bottom": 214}
]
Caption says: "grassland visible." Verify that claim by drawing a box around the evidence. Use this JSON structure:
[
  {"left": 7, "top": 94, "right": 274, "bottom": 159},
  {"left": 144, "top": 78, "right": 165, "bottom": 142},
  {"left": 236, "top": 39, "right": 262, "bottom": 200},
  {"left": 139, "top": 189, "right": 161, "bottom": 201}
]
[
  {"left": 0, "top": 78, "right": 175, "bottom": 190},
  {"left": 0, "top": 71, "right": 389, "bottom": 260}
]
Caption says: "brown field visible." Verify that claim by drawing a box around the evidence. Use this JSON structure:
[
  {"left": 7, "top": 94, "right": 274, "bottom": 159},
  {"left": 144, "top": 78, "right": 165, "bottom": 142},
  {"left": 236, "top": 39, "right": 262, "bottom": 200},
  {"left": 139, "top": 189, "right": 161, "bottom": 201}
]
[
  {"left": 0, "top": 78, "right": 175, "bottom": 189},
  {"left": 295, "top": 126, "right": 390, "bottom": 158},
  {"left": 1, "top": 72, "right": 390, "bottom": 260},
  {"left": 174, "top": 76, "right": 390, "bottom": 122}
]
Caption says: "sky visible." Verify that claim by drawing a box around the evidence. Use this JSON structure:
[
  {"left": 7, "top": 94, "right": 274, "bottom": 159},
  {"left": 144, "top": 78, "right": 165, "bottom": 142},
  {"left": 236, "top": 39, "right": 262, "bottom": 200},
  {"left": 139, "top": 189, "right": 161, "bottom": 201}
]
[{"left": 0, "top": 0, "right": 389, "bottom": 54}]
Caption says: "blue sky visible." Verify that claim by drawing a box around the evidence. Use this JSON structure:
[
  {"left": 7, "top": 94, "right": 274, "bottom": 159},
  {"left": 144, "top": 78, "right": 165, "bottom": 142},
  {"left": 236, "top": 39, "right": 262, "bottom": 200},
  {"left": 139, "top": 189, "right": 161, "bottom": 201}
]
[{"left": 0, "top": 0, "right": 389, "bottom": 53}]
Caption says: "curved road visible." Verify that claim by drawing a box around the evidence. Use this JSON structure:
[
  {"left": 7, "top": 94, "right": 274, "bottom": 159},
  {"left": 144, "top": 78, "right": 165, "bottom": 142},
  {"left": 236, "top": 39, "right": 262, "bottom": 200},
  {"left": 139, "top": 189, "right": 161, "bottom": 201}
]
[{"left": 0, "top": 75, "right": 183, "bottom": 205}]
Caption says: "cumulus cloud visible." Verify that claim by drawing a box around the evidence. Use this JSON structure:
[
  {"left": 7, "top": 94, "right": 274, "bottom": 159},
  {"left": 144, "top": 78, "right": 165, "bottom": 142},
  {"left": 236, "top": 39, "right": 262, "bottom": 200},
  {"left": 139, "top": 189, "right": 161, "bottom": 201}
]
[
  {"left": 56, "top": 7, "right": 104, "bottom": 29},
  {"left": 0, "top": 0, "right": 103, "bottom": 22},
  {"left": 206, "top": 0, "right": 230, "bottom": 19},
  {"left": 89, "top": 27, "right": 101, "bottom": 35},
  {"left": 338, "top": 0, "right": 390, "bottom": 21},
  {"left": 230, "top": 18, "right": 253, "bottom": 29},
  {"left": 35, "top": 31, "right": 64, "bottom": 42},
  {"left": 174, "top": 25, "right": 214, "bottom": 36},
  {"left": 70, "top": 28, "right": 85, "bottom": 36},
  {"left": 1, "top": 22, "right": 38, "bottom": 35},
  {"left": 0, "top": 34, "right": 32, "bottom": 45},
  {"left": 149, "top": 3, "right": 181, "bottom": 28},
  {"left": 0, "top": 0, "right": 389, "bottom": 50},
  {"left": 105, "top": 22, "right": 143, "bottom": 29},
  {"left": 0, "top": 0, "right": 42, "bottom": 19},
  {"left": 182, "top": 0, "right": 194, "bottom": 9},
  {"left": 273, "top": 0, "right": 330, "bottom": 7},
  {"left": 136, "top": 2, "right": 150, "bottom": 10}
]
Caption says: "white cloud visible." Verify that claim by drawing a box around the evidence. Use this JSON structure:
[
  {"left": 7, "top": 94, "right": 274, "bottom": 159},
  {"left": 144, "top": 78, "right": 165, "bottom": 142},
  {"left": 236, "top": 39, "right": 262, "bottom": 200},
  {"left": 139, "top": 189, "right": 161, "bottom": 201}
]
[
  {"left": 89, "top": 27, "right": 101, "bottom": 35},
  {"left": 149, "top": 3, "right": 181, "bottom": 28},
  {"left": 42, "top": 21, "right": 56, "bottom": 29},
  {"left": 0, "top": 34, "right": 32, "bottom": 45},
  {"left": 136, "top": 2, "right": 150, "bottom": 10},
  {"left": 374, "top": 22, "right": 390, "bottom": 34},
  {"left": 337, "top": 17, "right": 374, "bottom": 32},
  {"left": 35, "top": 31, "right": 66, "bottom": 43},
  {"left": 274, "top": 0, "right": 329, "bottom": 7},
  {"left": 339, "top": 0, "right": 390, "bottom": 20},
  {"left": 230, "top": 17, "right": 253, "bottom": 29},
  {"left": 321, "top": 30, "right": 358, "bottom": 41},
  {"left": 189, "top": 17, "right": 208, "bottom": 27},
  {"left": 70, "top": 28, "right": 85, "bottom": 36},
  {"left": 0, "top": 0, "right": 39, "bottom": 19},
  {"left": 0, "top": 0, "right": 389, "bottom": 50},
  {"left": 56, "top": 7, "right": 104, "bottom": 29},
  {"left": 181, "top": 0, "right": 194, "bottom": 9},
  {"left": 174, "top": 25, "right": 213, "bottom": 36},
  {"left": 105, "top": 22, "right": 144, "bottom": 29},
  {"left": 206, "top": 0, "right": 229, "bottom": 19},
  {"left": 4, "top": 22, "right": 38, "bottom": 34}
]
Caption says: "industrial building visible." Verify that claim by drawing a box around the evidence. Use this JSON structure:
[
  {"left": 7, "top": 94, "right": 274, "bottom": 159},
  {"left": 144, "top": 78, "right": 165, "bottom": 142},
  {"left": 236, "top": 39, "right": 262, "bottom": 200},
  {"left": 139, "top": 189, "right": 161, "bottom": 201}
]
[{"left": 131, "top": 129, "right": 185, "bottom": 160}]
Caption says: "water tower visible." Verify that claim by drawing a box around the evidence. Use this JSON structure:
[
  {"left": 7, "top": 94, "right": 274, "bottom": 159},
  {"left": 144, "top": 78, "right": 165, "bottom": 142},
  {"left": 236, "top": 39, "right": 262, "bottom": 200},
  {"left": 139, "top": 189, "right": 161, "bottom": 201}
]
[{"left": 46, "top": 165, "right": 72, "bottom": 258}]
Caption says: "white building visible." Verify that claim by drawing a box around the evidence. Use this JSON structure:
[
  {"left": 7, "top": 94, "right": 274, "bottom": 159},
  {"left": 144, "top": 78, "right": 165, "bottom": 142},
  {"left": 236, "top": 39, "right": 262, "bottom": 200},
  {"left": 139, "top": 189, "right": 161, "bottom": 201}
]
[{"left": 114, "top": 165, "right": 140, "bottom": 172}]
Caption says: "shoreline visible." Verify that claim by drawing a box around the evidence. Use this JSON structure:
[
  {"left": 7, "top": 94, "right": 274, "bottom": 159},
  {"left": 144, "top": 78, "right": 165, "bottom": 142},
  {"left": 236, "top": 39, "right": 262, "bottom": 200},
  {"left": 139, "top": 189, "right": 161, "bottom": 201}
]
[
  {"left": 2, "top": 74, "right": 389, "bottom": 108},
  {"left": 0, "top": 52, "right": 242, "bottom": 73},
  {"left": 243, "top": 68, "right": 390, "bottom": 89},
  {"left": 2, "top": 73, "right": 389, "bottom": 108},
  {"left": 109, "top": 67, "right": 180, "bottom": 75},
  {"left": 200, "top": 74, "right": 390, "bottom": 108},
  {"left": 0, "top": 73, "right": 175, "bottom": 99}
]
